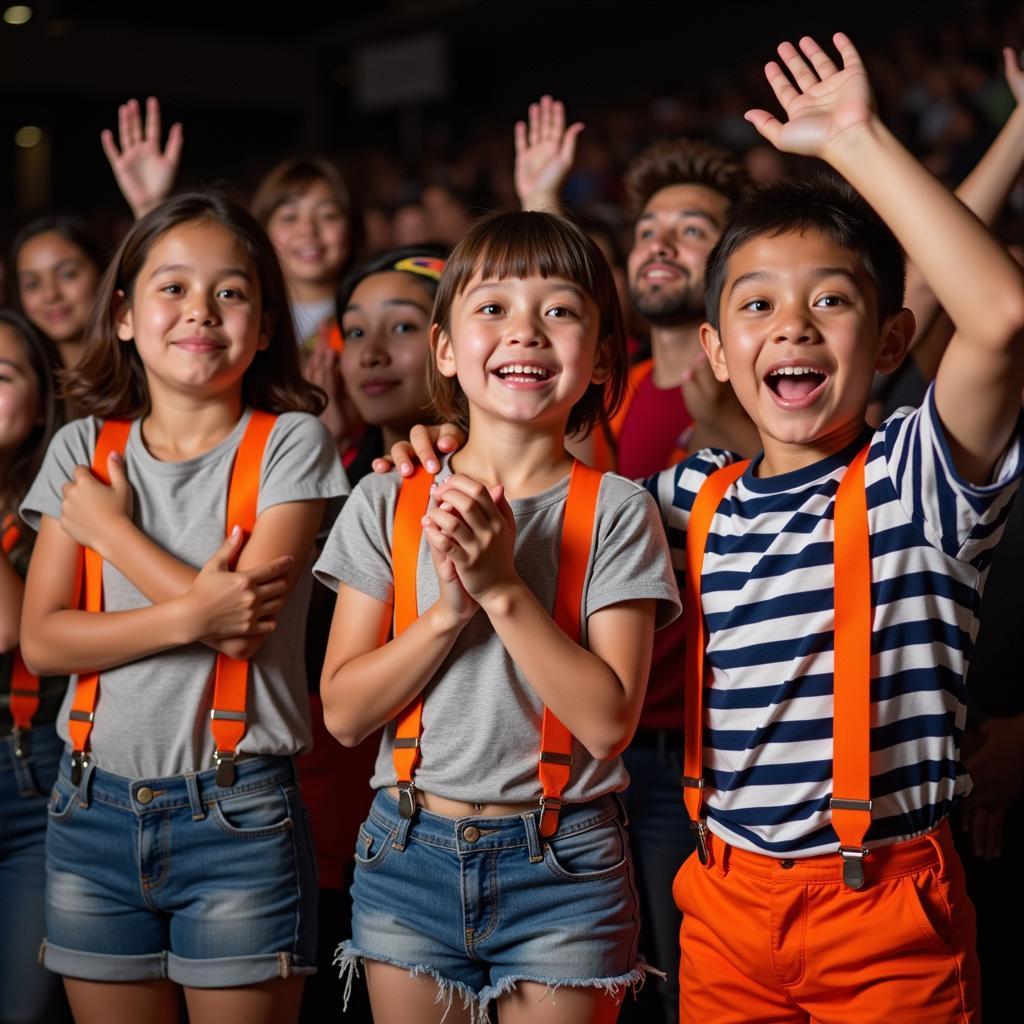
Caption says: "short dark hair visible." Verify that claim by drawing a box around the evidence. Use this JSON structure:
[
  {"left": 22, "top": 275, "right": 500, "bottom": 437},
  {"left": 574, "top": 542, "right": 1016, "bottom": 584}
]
[
  {"left": 64, "top": 191, "right": 325, "bottom": 419},
  {"left": 704, "top": 175, "right": 906, "bottom": 330},
  {"left": 624, "top": 139, "right": 752, "bottom": 217},
  {"left": 428, "top": 210, "right": 628, "bottom": 438}
]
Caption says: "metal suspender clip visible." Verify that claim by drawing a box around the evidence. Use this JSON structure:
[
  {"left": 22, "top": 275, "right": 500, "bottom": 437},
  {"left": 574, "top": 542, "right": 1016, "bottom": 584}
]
[
  {"left": 690, "top": 820, "right": 710, "bottom": 865},
  {"left": 396, "top": 781, "right": 416, "bottom": 820},
  {"left": 70, "top": 750, "right": 88, "bottom": 786},
  {"left": 10, "top": 725, "right": 28, "bottom": 759},
  {"left": 839, "top": 846, "right": 868, "bottom": 890},
  {"left": 213, "top": 751, "right": 237, "bottom": 788}
]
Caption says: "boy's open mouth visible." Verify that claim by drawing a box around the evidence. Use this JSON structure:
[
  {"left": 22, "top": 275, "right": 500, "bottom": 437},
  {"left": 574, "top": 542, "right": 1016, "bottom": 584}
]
[{"left": 765, "top": 364, "right": 828, "bottom": 403}]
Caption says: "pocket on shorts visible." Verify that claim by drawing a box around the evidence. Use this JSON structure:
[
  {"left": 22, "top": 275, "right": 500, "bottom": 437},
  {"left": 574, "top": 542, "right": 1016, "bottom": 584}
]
[
  {"left": 47, "top": 777, "right": 80, "bottom": 823},
  {"left": 543, "top": 819, "right": 629, "bottom": 882},
  {"left": 901, "top": 869, "right": 955, "bottom": 956},
  {"left": 354, "top": 813, "right": 397, "bottom": 871},
  {"left": 212, "top": 782, "right": 294, "bottom": 839}
]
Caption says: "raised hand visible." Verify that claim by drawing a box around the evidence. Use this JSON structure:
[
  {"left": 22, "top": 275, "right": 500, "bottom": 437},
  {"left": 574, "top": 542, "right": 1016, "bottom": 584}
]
[
  {"left": 1004, "top": 47, "right": 1024, "bottom": 106},
  {"left": 101, "top": 96, "right": 183, "bottom": 219},
  {"left": 745, "top": 33, "right": 875, "bottom": 159},
  {"left": 514, "top": 95, "right": 584, "bottom": 213}
]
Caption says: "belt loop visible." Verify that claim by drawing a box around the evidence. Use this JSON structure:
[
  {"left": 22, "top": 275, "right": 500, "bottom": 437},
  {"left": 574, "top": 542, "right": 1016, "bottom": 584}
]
[
  {"left": 925, "top": 825, "right": 947, "bottom": 876},
  {"left": 612, "top": 791, "right": 630, "bottom": 828},
  {"left": 76, "top": 760, "right": 95, "bottom": 810},
  {"left": 185, "top": 772, "right": 205, "bottom": 821},
  {"left": 523, "top": 810, "right": 544, "bottom": 863},
  {"left": 391, "top": 808, "right": 413, "bottom": 852}
]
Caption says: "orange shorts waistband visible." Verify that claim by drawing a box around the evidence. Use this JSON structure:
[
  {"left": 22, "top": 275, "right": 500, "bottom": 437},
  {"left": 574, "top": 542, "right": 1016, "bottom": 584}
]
[{"left": 703, "top": 819, "right": 953, "bottom": 885}]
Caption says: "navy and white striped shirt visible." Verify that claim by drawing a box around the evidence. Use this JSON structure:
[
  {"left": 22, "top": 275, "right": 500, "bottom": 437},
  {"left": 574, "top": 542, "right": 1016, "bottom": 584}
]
[{"left": 646, "top": 385, "right": 1024, "bottom": 857}]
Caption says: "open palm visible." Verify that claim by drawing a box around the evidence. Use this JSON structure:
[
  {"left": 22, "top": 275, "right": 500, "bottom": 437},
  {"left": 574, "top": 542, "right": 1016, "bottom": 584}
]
[
  {"left": 514, "top": 95, "right": 583, "bottom": 208},
  {"left": 101, "top": 97, "right": 182, "bottom": 218},
  {"left": 746, "top": 34, "right": 875, "bottom": 159}
]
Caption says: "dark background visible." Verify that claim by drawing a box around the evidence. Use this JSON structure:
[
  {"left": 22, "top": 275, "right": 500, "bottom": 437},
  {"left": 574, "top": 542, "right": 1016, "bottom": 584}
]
[{"left": 4, "top": 0, "right": 1024, "bottom": 248}]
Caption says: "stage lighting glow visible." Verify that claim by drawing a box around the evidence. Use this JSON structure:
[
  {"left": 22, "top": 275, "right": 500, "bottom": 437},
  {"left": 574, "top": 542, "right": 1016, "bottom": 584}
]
[
  {"left": 3, "top": 6, "right": 32, "bottom": 25},
  {"left": 15, "top": 125, "right": 42, "bottom": 148}
]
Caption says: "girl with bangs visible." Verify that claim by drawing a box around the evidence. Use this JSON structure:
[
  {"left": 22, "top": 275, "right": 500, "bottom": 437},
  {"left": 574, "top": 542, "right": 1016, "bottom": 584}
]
[
  {"left": 316, "top": 210, "right": 680, "bottom": 1023},
  {"left": 18, "top": 193, "right": 349, "bottom": 1024}
]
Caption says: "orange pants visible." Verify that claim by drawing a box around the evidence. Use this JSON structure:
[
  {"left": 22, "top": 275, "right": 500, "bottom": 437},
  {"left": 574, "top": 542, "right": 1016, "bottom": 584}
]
[{"left": 675, "top": 821, "right": 979, "bottom": 1023}]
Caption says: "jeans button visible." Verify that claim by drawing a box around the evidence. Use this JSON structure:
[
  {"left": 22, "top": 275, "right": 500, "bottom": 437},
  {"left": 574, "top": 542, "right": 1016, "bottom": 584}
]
[
  {"left": 780, "top": 858, "right": 795, "bottom": 869},
  {"left": 136, "top": 786, "right": 154, "bottom": 805},
  {"left": 463, "top": 825, "right": 481, "bottom": 843}
]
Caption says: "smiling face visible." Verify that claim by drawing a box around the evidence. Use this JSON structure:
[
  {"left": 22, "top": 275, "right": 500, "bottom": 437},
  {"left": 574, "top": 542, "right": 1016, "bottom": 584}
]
[
  {"left": 16, "top": 230, "right": 100, "bottom": 346},
  {"left": 340, "top": 271, "right": 433, "bottom": 435},
  {"left": 115, "top": 219, "right": 267, "bottom": 404},
  {"left": 266, "top": 178, "right": 350, "bottom": 292},
  {"left": 433, "top": 273, "right": 605, "bottom": 434},
  {"left": 700, "top": 228, "right": 912, "bottom": 465},
  {"left": 627, "top": 183, "right": 730, "bottom": 326},
  {"left": 0, "top": 325, "right": 41, "bottom": 459}
]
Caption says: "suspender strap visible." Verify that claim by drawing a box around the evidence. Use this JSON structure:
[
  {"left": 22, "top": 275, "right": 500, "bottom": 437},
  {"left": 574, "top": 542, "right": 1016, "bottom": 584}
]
[
  {"left": 538, "top": 461, "right": 603, "bottom": 837},
  {"left": 391, "top": 467, "right": 435, "bottom": 818},
  {"left": 3, "top": 515, "right": 37, "bottom": 753},
  {"left": 389, "top": 462, "right": 601, "bottom": 835},
  {"left": 683, "top": 445, "right": 874, "bottom": 888},
  {"left": 829, "top": 444, "right": 873, "bottom": 889},
  {"left": 70, "top": 419, "right": 132, "bottom": 782},
  {"left": 682, "top": 459, "right": 749, "bottom": 863},
  {"left": 210, "top": 410, "right": 278, "bottom": 787}
]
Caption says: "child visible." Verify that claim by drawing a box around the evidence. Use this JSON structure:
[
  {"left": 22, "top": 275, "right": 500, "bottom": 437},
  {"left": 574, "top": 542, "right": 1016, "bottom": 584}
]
[
  {"left": 19, "top": 192, "right": 349, "bottom": 1024},
  {"left": 649, "top": 33, "right": 1024, "bottom": 1022},
  {"left": 0, "top": 311, "right": 68, "bottom": 1024},
  {"left": 102, "top": 101, "right": 362, "bottom": 455},
  {"left": 297, "top": 244, "right": 445, "bottom": 1023},
  {"left": 315, "top": 210, "right": 681, "bottom": 1023}
]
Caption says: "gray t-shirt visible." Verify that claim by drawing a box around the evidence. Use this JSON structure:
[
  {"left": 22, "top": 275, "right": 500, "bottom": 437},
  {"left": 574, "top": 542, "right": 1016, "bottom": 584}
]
[
  {"left": 314, "top": 463, "right": 681, "bottom": 804},
  {"left": 21, "top": 410, "right": 349, "bottom": 778}
]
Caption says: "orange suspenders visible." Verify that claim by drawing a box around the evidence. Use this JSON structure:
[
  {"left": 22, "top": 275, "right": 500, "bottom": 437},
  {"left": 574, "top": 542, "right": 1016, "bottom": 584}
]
[
  {"left": 683, "top": 445, "right": 874, "bottom": 889},
  {"left": 3, "top": 515, "right": 37, "bottom": 758},
  {"left": 390, "top": 461, "right": 603, "bottom": 837},
  {"left": 69, "top": 412, "right": 278, "bottom": 787}
]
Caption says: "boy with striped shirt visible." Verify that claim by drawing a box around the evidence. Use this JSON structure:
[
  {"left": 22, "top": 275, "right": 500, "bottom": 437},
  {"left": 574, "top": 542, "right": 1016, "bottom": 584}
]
[{"left": 646, "top": 32, "right": 1024, "bottom": 1023}]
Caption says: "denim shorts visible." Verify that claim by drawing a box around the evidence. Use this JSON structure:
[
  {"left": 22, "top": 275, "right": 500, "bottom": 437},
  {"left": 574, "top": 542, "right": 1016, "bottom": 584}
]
[
  {"left": 341, "top": 789, "right": 647, "bottom": 1018},
  {"left": 43, "top": 752, "right": 317, "bottom": 988}
]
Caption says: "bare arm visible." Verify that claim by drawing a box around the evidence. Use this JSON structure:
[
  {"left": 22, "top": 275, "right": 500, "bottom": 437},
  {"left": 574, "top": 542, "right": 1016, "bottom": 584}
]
[
  {"left": 57, "top": 453, "right": 317, "bottom": 658},
  {"left": 320, "top": 529, "right": 477, "bottom": 747},
  {"left": 747, "top": 33, "right": 1024, "bottom": 483},
  {"left": 19, "top": 515, "right": 274, "bottom": 675},
  {"left": 0, "top": 552, "right": 24, "bottom": 653},
  {"left": 427, "top": 476, "right": 655, "bottom": 759}
]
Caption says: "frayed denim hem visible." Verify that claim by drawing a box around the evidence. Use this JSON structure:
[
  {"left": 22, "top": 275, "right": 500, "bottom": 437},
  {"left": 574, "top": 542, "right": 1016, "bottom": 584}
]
[
  {"left": 334, "top": 941, "right": 483, "bottom": 1022},
  {"left": 477, "top": 959, "right": 664, "bottom": 1021}
]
